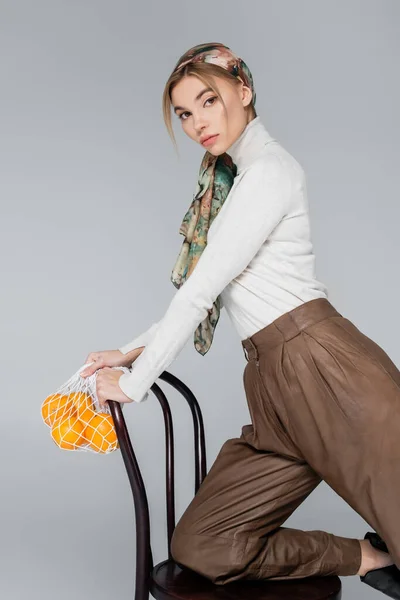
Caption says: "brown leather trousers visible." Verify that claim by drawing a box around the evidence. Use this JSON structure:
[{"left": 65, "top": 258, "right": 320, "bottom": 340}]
[{"left": 171, "top": 298, "right": 400, "bottom": 584}]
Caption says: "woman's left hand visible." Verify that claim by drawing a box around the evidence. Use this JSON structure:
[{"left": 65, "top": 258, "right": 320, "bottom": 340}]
[{"left": 96, "top": 367, "right": 132, "bottom": 408}]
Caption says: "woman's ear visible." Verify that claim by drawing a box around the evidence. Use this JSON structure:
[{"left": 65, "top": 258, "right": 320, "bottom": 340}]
[
  {"left": 243, "top": 86, "right": 253, "bottom": 109},
  {"left": 237, "top": 79, "right": 253, "bottom": 108}
]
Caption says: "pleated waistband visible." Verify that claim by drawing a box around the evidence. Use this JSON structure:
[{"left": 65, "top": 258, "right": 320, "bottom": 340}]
[{"left": 241, "top": 298, "right": 342, "bottom": 362}]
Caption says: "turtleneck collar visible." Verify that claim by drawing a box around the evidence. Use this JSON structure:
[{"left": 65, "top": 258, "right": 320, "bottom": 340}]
[{"left": 226, "top": 116, "right": 275, "bottom": 175}]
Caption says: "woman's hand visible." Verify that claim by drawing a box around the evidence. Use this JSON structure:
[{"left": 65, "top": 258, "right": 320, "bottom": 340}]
[
  {"left": 80, "top": 347, "right": 145, "bottom": 378},
  {"left": 95, "top": 368, "right": 132, "bottom": 408}
]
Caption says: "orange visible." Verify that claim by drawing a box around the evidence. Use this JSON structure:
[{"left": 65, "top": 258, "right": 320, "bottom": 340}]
[
  {"left": 41, "top": 393, "right": 76, "bottom": 426},
  {"left": 51, "top": 415, "right": 86, "bottom": 450},
  {"left": 70, "top": 391, "right": 96, "bottom": 425},
  {"left": 83, "top": 413, "right": 119, "bottom": 454}
]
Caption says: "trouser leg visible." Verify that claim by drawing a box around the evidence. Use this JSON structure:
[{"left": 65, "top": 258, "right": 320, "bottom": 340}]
[
  {"left": 171, "top": 428, "right": 361, "bottom": 584},
  {"left": 273, "top": 314, "right": 400, "bottom": 569}
]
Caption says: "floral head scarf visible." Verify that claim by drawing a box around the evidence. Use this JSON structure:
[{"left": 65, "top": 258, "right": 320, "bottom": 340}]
[{"left": 170, "top": 43, "right": 256, "bottom": 355}]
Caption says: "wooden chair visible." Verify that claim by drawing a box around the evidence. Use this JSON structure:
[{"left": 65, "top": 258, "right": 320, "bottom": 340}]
[{"left": 108, "top": 370, "right": 342, "bottom": 600}]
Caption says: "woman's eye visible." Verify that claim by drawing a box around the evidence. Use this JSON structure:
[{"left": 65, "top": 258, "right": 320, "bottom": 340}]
[
  {"left": 178, "top": 96, "right": 217, "bottom": 121},
  {"left": 205, "top": 96, "right": 216, "bottom": 107}
]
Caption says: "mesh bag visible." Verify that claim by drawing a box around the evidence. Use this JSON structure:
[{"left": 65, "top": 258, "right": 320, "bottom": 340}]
[{"left": 41, "top": 362, "right": 130, "bottom": 454}]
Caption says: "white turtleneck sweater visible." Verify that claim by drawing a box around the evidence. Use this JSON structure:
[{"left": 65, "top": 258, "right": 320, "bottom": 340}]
[{"left": 118, "top": 116, "right": 328, "bottom": 402}]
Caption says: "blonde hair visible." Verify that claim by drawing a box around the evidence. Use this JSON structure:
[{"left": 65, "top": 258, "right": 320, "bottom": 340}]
[{"left": 162, "top": 53, "right": 257, "bottom": 152}]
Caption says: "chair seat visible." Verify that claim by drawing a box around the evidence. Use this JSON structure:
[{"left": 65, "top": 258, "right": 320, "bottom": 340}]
[{"left": 150, "top": 559, "right": 342, "bottom": 600}]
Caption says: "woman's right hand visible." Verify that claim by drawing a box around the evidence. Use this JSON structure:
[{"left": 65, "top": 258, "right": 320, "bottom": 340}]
[{"left": 80, "top": 347, "right": 145, "bottom": 378}]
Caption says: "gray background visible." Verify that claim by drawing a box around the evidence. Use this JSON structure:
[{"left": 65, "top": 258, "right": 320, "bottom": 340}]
[{"left": 1, "top": 1, "right": 399, "bottom": 598}]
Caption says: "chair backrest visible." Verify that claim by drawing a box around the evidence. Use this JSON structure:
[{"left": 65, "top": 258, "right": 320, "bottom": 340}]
[{"left": 108, "top": 370, "right": 207, "bottom": 600}]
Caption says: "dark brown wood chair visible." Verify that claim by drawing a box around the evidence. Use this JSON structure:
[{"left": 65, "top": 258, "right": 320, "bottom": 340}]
[{"left": 108, "top": 370, "right": 342, "bottom": 600}]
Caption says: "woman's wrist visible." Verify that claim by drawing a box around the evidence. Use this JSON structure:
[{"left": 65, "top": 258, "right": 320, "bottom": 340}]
[{"left": 124, "top": 346, "right": 145, "bottom": 364}]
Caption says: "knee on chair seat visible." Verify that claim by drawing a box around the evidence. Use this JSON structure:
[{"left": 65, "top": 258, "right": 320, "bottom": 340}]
[{"left": 170, "top": 525, "right": 255, "bottom": 585}]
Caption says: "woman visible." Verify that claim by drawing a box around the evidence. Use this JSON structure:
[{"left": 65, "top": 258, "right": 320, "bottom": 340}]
[{"left": 80, "top": 43, "right": 400, "bottom": 597}]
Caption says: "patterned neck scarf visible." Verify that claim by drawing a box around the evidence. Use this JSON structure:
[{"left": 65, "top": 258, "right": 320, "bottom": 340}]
[{"left": 170, "top": 43, "right": 256, "bottom": 356}]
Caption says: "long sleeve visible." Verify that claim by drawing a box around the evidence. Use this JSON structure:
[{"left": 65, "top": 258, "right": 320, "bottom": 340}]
[
  {"left": 119, "top": 299, "right": 224, "bottom": 358},
  {"left": 118, "top": 321, "right": 160, "bottom": 354},
  {"left": 118, "top": 157, "right": 291, "bottom": 403}
]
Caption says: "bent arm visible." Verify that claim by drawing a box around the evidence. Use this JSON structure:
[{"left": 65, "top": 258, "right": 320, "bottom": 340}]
[{"left": 119, "top": 159, "right": 291, "bottom": 402}]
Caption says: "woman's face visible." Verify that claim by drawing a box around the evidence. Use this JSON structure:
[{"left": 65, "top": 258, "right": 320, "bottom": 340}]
[{"left": 171, "top": 75, "right": 253, "bottom": 156}]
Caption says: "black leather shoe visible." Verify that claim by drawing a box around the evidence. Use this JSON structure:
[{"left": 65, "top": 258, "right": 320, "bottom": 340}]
[
  {"left": 360, "top": 531, "right": 400, "bottom": 598},
  {"left": 365, "top": 531, "right": 389, "bottom": 553}
]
